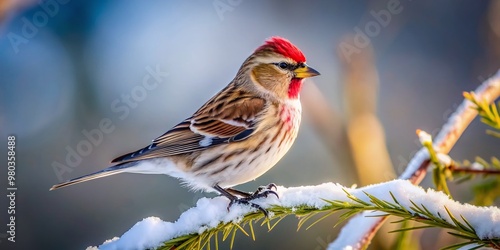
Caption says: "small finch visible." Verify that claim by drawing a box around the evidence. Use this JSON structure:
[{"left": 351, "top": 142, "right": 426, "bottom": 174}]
[{"left": 50, "top": 36, "right": 320, "bottom": 214}]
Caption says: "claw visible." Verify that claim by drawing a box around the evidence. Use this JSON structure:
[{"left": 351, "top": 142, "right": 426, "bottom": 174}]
[
  {"left": 266, "top": 190, "right": 279, "bottom": 199},
  {"left": 251, "top": 183, "right": 279, "bottom": 199},
  {"left": 254, "top": 189, "right": 279, "bottom": 199},
  {"left": 228, "top": 198, "right": 269, "bottom": 217},
  {"left": 266, "top": 183, "right": 277, "bottom": 191},
  {"left": 255, "top": 183, "right": 277, "bottom": 192}
]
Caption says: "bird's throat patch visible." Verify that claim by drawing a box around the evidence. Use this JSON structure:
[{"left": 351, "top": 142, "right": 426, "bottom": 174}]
[{"left": 288, "top": 78, "right": 303, "bottom": 99}]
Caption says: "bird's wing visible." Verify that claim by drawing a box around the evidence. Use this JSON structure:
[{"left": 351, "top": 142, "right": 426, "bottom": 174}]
[{"left": 111, "top": 95, "right": 266, "bottom": 164}]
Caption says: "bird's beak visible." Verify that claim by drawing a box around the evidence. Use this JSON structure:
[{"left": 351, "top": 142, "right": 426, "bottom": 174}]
[{"left": 293, "top": 65, "right": 320, "bottom": 79}]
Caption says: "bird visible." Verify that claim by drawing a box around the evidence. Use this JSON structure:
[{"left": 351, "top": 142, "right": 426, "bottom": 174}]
[{"left": 50, "top": 36, "right": 320, "bottom": 214}]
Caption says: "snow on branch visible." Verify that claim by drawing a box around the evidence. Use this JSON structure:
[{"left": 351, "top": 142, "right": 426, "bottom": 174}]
[
  {"left": 87, "top": 180, "right": 500, "bottom": 250},
  {"left": 330, "top": 70, "right": 500, "bottom": 249}
]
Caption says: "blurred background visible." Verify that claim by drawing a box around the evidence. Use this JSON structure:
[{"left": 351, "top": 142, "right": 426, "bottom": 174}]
[{"left": 0, "top": 0, "right": 499, "bottom": 249}]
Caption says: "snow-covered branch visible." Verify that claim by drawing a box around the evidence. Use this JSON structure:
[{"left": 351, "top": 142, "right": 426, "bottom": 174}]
[
  {"left": 331, "top": 69, "right": 500, "bottom": 249},
  {"left": 87, "top": 180, "right": 500, "bottom": 250}
]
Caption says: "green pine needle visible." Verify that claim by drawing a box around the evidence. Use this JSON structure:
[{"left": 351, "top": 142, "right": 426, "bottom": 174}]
[
  {"left": 158, "top": 190, "right": 500, "bottom": 250},
  {"left": 464, "top": 91, "right": 500, "bottom": 133}
]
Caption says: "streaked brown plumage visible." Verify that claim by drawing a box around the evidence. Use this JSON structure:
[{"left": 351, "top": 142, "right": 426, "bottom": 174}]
[{"left": 50, "top": 36, "right": 320, "bottom": 213}]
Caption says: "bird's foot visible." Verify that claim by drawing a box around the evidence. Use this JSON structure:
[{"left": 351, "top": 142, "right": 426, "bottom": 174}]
[
  {"left": 215, "top": 183, "right": 279, "bottom": 217},
  {"left": 228, "top": 198, "right": 269, "bottom": 217},
  {"left": 227, "top": 184, "right": 278, "bottom": 217},
  {"left": 249, "top": 183, "right": 279, "bottom": 200}
]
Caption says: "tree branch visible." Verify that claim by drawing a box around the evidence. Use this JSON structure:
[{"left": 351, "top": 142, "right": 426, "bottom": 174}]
[
  {"left": 449, "top": 165, "right": 500, "bottom": 175},
  {"left": 90, "top": 180, "right": 500, "bottom": 250},
  {"left": 330, "top": 69, "right": 500, "bottom": 250}
]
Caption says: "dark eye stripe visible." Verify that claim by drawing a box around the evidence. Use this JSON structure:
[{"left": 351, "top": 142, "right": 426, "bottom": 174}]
[{"left": 274, "top": 62, "right": 302, "bottom": 71}]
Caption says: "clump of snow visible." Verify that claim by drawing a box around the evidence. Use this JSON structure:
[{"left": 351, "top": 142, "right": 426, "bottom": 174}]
[
  {"left": 92, "top": 180, "right": 500, "bottom": 250},
  {"left": 437, "top": 153, "right": 452, "bottom": 166},
  {"left": 471, "top": 162, "right": 485, "bottom": 170},
  {"left": 277, "top": 182, "right": 348, "bottom": 208},
  {"left": 400, "top": 148, "right": 429, "bottom": 179},
  {"left": 417, "top": 129, "right": 432, "bottom": 144},
  {"left": 96, "top": 196, "right": 255, "bottom": 250},
  {"left": 87, "top": 238, "right": 118, "bottom": 250}
]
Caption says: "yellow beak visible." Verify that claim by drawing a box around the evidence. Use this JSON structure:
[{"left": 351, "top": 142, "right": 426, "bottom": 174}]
[{"left": 293, "top": 65, "right": 320, "bottom": 79}]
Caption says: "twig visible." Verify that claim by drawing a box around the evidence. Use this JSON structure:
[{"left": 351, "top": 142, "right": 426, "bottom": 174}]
[
  {"left": 329, "top": 70, "right": 500, "bottom": 249},
  {"left": 449, "top": 165, "right": 500, "bottom": 175}
]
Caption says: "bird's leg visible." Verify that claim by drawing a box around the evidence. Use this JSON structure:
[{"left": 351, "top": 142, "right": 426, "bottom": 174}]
[
  {"left": 226, "top": 184, "right": 279, "bottom": 200},
  {"left": 225, "top": 188, "right": 252, "bottom": 198},
  {"left": 213, "top": 184, "right": 269, "bottom": 217}
]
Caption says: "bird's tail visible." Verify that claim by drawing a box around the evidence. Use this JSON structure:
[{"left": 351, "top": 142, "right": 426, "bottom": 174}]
[{"left": 49, "top": 163, "right": 136, "bottom": 191}]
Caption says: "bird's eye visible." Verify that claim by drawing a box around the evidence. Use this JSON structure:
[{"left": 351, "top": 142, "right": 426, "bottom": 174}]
[{"left": 278, "top": 62, "right": 288, "bottom": 69}]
